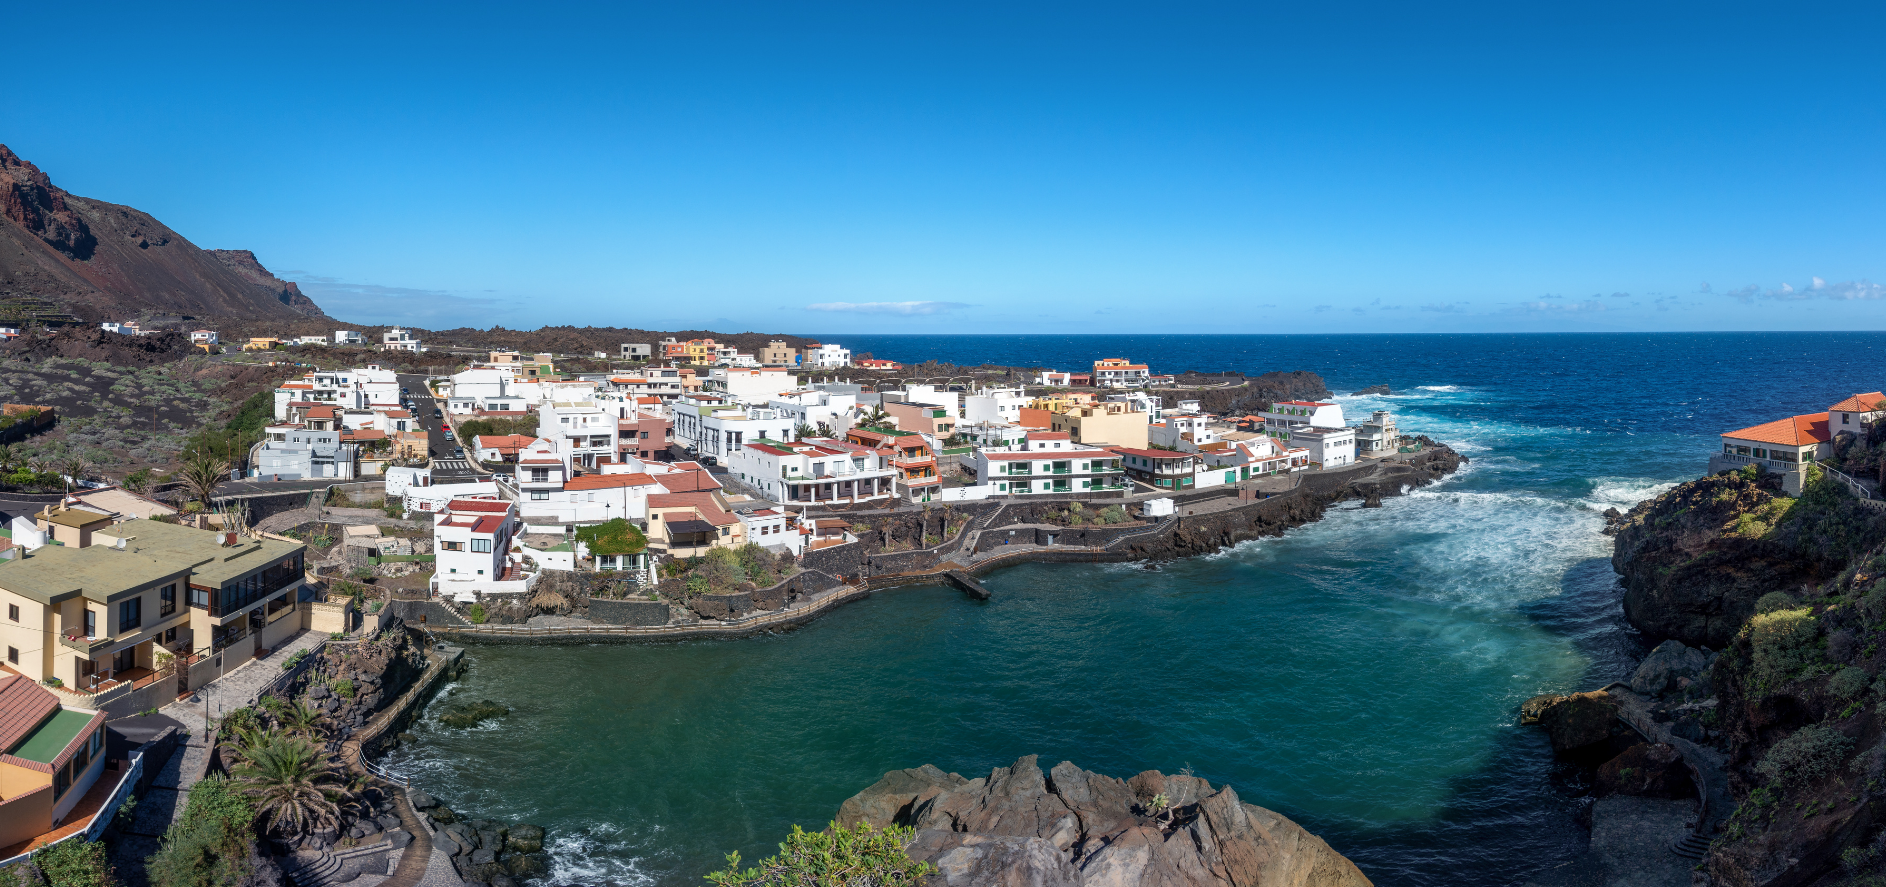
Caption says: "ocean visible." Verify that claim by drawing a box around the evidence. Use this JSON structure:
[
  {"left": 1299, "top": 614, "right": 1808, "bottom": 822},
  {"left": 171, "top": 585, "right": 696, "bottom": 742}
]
[{"left": 384, "top": 332, "right": 1886, "bottom": 886}]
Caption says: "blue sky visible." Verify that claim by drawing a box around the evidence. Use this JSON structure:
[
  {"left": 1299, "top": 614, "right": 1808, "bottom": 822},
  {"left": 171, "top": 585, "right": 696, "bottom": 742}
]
[{"left": 8, "top": 1, "right": 1886, "bottom": 333}]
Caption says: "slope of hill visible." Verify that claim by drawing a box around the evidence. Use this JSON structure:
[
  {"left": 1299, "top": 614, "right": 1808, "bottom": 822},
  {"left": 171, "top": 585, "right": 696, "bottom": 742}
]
[{"left": 0, "top": 144, "right": 325, "bottom": 322}]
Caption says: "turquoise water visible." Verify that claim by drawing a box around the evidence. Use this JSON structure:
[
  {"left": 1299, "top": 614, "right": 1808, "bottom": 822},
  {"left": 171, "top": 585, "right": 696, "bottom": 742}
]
[{"left": 385, "top": 333, "right": 1886, "bottom": 885}]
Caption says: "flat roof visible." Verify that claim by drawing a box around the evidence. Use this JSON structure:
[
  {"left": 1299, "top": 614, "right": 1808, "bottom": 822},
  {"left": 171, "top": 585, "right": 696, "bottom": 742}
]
[
  {"left": 11, "top": 708, "right": 91, "bottom": 764},
  {"left": 36, "top": 508, "right": 113, "bottom": 529},
  {"left": 97, "top": 519, "right": 304, "bottom": 589},
  {"left": 0, "top": 544, "right": 192, "bottom": 605}
]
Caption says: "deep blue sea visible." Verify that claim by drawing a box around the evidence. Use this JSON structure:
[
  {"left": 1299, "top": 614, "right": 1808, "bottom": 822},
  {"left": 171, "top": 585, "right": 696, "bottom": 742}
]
[{"left": 390, "top": 333, "right": 1886, "bottom": 886}]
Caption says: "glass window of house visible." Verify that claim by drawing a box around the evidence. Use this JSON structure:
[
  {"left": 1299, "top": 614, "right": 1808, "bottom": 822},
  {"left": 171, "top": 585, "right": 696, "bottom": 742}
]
[{"left": 120, "top": 598, "right": 141, "bottom": 631}]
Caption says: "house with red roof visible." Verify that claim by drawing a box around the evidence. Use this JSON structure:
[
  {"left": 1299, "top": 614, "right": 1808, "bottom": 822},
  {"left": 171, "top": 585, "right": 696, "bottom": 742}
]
[
  {"left": 0, "top": 674, "right": 107, "bottom": 851},
  {"left": 1711, "top": 392, "right": 1886, "bottom": 492},
  {"left": 433, "top": 498, "right": 517, "bottom": 584},
  {"left": 646, "top": 491, "right": 746, "bottom": 557}
]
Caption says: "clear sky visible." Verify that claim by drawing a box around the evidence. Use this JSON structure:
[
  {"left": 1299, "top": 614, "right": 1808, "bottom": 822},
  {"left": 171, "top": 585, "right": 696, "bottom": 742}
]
[{"left": 9, "top": 1, "right": 1886, "bottom": 334}]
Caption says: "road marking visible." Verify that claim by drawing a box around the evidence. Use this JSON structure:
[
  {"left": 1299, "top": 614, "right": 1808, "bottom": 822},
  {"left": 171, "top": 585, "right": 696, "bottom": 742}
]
[{"left": 432, "top": 460, "right": 471, "bottom": 470}]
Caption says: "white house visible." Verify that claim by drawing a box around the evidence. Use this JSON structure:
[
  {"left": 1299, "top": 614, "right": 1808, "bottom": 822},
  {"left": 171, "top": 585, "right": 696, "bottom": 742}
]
[
  {"left": 1036, "top": 371, "right": 1075, "bottom": 387},
  {"left": 382, "top": 327, "right": 421, "bottom": 352},
  {"left": 705, "top": 368, "right": 798, "bottom": 405},
  {"left": 740, "top": 507, "right": 806, "bottom": 554},
  {"left": 189, "top": 330, "right": 220, "bottom": 346},
  {"left": 1289, "top": 425, "right": 1357, "bottom": 468},
  {"left": 1104, "top": 391, "right": 1163, "bottom": 420},
  {"left": 1260, "top": 401, "right": 1347, "bottom": 441},
  {"left": 404, "top": 480, "right": 502, "bottom": 515},
  {"left": 958, "top": 421, "right": 1029, "bottom": 450},
  {"left": 519, "top": 471, "right": 663, "bottom": 534},
  {"left": 973, "top": 432, "right": 1127, "bottom": 497},
  {"left": 433, "top": 498, "right": 516, "bottom": 583},
  {"left": 385, "top": 466, "right": 432, "bottom": 499},
  {"left": 1148, "top": 413, "right": 1219, "bottom": 452},
  {"left": 253, "top": 428, "right": 357, "bottom": 480},
  {"left": 1829, "top": 392, "right": 1886, "bottom": 436},
  {"left": 1355, "top": 411, "right": 1400, "bottom": 455},
  {"left": 803, "top": 343, "right": 851, "bottom": 368},
  {"left": 727, "top": 438, "right": 899, "bottom": 506},
  {"left": 672, "top": 396, "right": 801, "bottom": 461},
  {"left": 273, "top": 367, "right": 400, "bottom": 419},
  {"left": 769, "top": 388, "right": 858, "bottom": 437},
  {"left": 538, "top": 401, "right": 617, "bottom": 470},
  {"left": 963, "top": 388, "right": 1027, "bottom": 425},
  {"left": 334, "top": 330, "right": 367, "bottom": 346},
  {"left": 1091, "top": 359, "right": 1150, "bottom": 388}
]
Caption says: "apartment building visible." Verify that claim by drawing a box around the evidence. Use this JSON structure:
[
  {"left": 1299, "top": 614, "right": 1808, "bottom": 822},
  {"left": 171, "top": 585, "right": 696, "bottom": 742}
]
[
  {"left": 1355, "top": 411, "right": 1400, "bottom": 455},
  {"left": 1148, "top": 413, "right": 1218, "bottom": 452},
  {"left": 620, "top": 343, "right": 652, "bottom": 360},
  {"left": 273, "top": 367, "right": 400, "bottom": 419},
  {"left": 671, "top": 396, "right": 801, "bottom": 462},
  {"left": 846, "top": 428, "right": 940, "bottom": 501},
  {"left": 433, "top": 499, "right": 516, "bottom": 583},
  {"left": 728, "top": 439, "right": 898, "bottom": 506},
  {"left": 1113, "top": 447, "right": 1204, "bottom": 491},
  {"left": 768, "top": 389, "right": 857, "bottom": 438},
  {"left": 884, "top": 401, "right": 956, "bottom": 441},
  {"left": 1261, "top": 401, "right": 1346, "bottom": 441},
  {"left": 705, "top": 367, "right": 797, "bottom": 405},
  {"left": 539, "top": 401, "right": 617, "bottom": 470},
  {"left": 974, "top": 433, "right": 1126, "bottom": 497},
  {"left": 963, "top": 388, "right": 1028, "bottom": 425},
  {"left": 1049, "top": 402, "right": 1150, "bottom": 449},
  {"left": 803, "top": 343, "right": 851, "bottom": 368},
  {"left": 760, "top": 341, "right": 800, "bottom": 367},
  {"left": 618, "top": 411, "right": 675, "bottom": 461},
  {"left": 1091, "top": 358, "right": 1150, "bottom": 388},
  {"left": 1289, "top": 426, "right": 1357, "bottom": 468}
]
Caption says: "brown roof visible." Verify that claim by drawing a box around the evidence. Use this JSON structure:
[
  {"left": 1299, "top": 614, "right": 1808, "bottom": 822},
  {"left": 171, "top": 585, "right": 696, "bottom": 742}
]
[
  {"left": 654, "top": 470, "right": 721, "bottom": 493},
  {"left": 564, "top": 473, "right": 657, "bottom": 491},
  {"left": 1723, "top": 413, "right": 1831, "bottom": 447},
  {"left": 648, "top": 492, "right": 739, "bottom": 526},
  {"left": 1829, "top": 392, "right": 1886, "bottom": 413},
  {"left": 0, "top": 675, "right": 60, "bottom": 754}
]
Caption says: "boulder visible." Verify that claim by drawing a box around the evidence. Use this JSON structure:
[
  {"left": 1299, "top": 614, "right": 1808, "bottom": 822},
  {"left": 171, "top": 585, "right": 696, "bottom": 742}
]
[
  {"left": 438, "top": 700, "right": 511, "bottom": 728},
  {"left": 1351, "top": 385, "right": 1392, "bottom": 396},
  {"left": 470, "top": 849, "right": 497, "bottom": 867},
  {"left": 377, "top": 814, "right": 402, "bottom": 831},
  {"left": 1629, "top": 640, "right": 1708, "bottom": 696},
  {"left": 1595, "top": 743, "right": 1693, "bottom": 799},
  {"left": 506, "top": 824, "right": 545, "bottom": 854},
  {"left": 840, "top": 756, "right": 1372, "bottom": 887},
  {"left": 1533, "top": 690, "right": 1621, "bottom": 753},
  {"left": 1518, "top": 694, "right": 1565, "bottom": 726},
  {"left": 385, "top": 829, "right": 413, "bottom": 850},
  {"left": 505, "top": 854, "right": 551, "bottom": 881}
]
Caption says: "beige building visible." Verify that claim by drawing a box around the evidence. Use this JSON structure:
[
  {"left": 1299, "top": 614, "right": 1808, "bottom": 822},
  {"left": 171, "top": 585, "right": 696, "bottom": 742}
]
[
  {"left": 760, "top": 341, "right": 799, "bottom": 367},
  {"left": 884, "top": 401, "right": 956, "bottom": 440},
  {"left": 0, "top": 520, "right": 306, "bottom": 695},
  {"left": 0, "top": 676, "right": 107, "bottom": 851},
  {"left": 1050, "top": 402, "right": 1150, "bottom": 449}
]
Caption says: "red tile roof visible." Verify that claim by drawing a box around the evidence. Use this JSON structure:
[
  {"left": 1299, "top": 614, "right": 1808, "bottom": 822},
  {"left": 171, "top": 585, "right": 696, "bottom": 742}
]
[
  {"left": 1829, "top": 392, "right": 1886, "bottom": 413},
  {"left": 564, "top": 473, "right": 657, "bottom": 491},
  {"left": 654, "top": 471, "right": 721, "bottom": 492},
  {"left": 1026, "top": 432, "right": 1070, "bottom": 440},
  {"left": 0, "top": 675, "right": 60, "bottom": 755},
  {"left": 1723, "top": 413, "right": 1830, "bottom": 447},
  {"left": 648, "top": 492, "right": 739, "bottom": 526},
  {"left": 448, "top": 498, "right": 513, "bottom": 513}
]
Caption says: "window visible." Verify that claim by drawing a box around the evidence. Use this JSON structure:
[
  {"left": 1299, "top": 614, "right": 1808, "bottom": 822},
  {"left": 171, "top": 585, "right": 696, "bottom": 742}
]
[
  {"left": 5, "top": 604, "right": 14, "bottom": 622},
  {"left": 160, "top": 583, "right": 176, "bottom": 616},
  {"left": 531, "top": 490, "right": 549, "bottom": 501},
  {"left": 164, "top": 627, "right": 176, "bottom": 644},
  {"left": 470, "top": 538, "right": 492, "bottom": 553},
  {"left": 189, "top": 585, "right": 209, "bottom": 608},
  {"left": 441, "top": 541, "right": 465, "bottom": 551},
  {"left": 120, "top": 598, "right": 141, "bottom": 631},
  {"left": 5, "top": 647, "right": 14, "bottom": 665},
  {"left": 84, "top": 609, "right": 95, "bottom": 638}
]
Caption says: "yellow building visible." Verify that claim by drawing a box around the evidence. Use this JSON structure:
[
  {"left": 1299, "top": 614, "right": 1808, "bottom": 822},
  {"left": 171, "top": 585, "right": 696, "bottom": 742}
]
[
  {"left": 0, "top": 520, "right": 306, "bottom": 695},
  {"left": 1027, "top": 392, "right": 1099, "bottom": 414},
  {"left": 1049, "top": 402, "right": 1150, "bottom": 449},
  {"left": 684, "top": 339, "right": 720, "bottom": 365},
  {"left": 242, "top": 337, "right": 283, "bottom": 351},
  {"left": 0, "top": 676, "right": 107, "bottom": 852}
]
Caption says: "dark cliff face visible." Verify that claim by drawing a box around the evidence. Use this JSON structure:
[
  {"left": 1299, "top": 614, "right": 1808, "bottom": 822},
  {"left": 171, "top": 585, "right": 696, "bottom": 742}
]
[
  {"left": 0, "top": 143, "right": 325, "bottom": 321},
  {"left": 1612, "top": 471, "right": 1886, "bottom": 649}
]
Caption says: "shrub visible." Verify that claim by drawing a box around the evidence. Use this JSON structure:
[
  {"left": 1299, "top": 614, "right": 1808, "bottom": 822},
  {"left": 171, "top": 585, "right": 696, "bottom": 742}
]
[
  {"left": 466, "top": 604, "right": 487, "bottom": 624},
  {"left": 706, "top": 822, "right": 935, "bottom": 887},
  {"left": 330, "top": 679, "right": 356, "bottom": 699},
  {"left": 1865, "top": 579, "right": 1886, "bottom": 622},
  {"left": 1832, "top": 666, "right": 1871, "bottom": 700},
  {"left": 1747, "top": 607, "right": 1820, "bottom": 690},
  {"left": 1756, "top": 724, "right": 1853, "bottom": 788},
  {"left": 1755, "top": 592, "right": 1801, "bottom": 614},
  {"left": 685, "top": 575, "right": 710, "bottom": 596},
  {"left": 147, "top": 775, "right": 255, "bottom": 887},
  {"left": 36, "top": 839, "right": 116, "bottom": 887}
]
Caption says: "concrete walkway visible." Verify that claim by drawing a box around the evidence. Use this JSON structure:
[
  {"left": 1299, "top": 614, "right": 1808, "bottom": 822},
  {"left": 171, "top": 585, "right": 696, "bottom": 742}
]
[{"left": 161, "top": 629, "right": 328, "bottom": 741}]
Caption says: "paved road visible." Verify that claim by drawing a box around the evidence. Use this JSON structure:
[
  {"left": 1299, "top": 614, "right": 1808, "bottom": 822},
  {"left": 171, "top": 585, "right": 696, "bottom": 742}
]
[{"left": 397, "top": 373, "right": 482, "bottom": 483}]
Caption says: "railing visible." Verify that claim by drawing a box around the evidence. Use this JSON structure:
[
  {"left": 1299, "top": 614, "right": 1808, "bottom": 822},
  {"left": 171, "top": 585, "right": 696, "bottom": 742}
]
[
  {"left": 1818, "top": 461, "right": 1882, "bottom": 500},
  {"left": 0, "top": 738, "right": 148, "bottom": 867}
]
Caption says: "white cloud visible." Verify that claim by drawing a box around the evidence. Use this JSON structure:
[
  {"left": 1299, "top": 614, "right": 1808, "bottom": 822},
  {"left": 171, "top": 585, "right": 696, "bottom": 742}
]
[
  {"left": 804, "top": 301, "right": 971, "bottom": 315},
  {"left": 1517, "top": 299, "right": 1605, "bottom": 313},
  {"left": 1718, "top": 278, "right": 1886, "bottom": 302}
]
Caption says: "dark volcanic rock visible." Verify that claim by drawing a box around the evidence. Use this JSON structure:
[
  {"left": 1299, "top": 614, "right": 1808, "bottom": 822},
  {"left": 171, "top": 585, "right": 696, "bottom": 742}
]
[
  {"left": 840, "top": 755, "right": 1372, "bottom": 886},
  {"left": 1532, "top": 690, "right": 1621, "bottom": 753},
  {"left": 1351, "top": 385, "right": 1392, "bottom": 396},
  {"left": 1594, "top": 743, "right": 1693, "bottom": 799},
  {"left": 437, "top": 699, "right": 510, "bottom": 728},
  {"left": 1628, "top": 640, "right": 1708, "bottom": 696}
]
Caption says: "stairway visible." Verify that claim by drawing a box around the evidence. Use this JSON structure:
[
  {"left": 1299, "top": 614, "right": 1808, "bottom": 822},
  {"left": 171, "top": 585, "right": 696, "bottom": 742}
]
[
  {"left": 1671, "top": 831, "right": 1711, "bottom": 860},
  {"left": 283, "top": 850, "right": 342, "bottom": 887}
]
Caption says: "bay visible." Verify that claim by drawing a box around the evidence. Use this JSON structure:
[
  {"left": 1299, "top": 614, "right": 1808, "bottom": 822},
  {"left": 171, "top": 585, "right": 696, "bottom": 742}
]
[{"left": 385, "top": 332, "right": 1886, "bottom": 885}]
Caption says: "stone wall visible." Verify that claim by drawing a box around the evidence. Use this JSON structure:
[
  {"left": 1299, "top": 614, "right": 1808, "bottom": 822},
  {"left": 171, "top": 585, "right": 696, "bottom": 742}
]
[{"left": 586, "top": 599, "right": 670, "bottom": 626}]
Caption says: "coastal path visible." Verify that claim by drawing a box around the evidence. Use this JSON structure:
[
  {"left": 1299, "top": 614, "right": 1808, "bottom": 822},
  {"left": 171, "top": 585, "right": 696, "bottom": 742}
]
[{"left": 1604, "top": 683, "right": 1733, "bottom": 859}]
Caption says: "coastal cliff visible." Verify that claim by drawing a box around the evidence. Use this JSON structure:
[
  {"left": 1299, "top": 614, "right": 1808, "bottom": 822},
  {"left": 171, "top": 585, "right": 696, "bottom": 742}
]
[
  {"left": 1599, "top": 467, "right": 1886, "bottom": 886},
  {"left": 838, "top": 755, "right": 1372, "bottom": 887}
]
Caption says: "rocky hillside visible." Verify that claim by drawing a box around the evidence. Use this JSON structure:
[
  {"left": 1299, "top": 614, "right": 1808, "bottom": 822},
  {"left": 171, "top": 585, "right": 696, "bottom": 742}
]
[
  {"left": 1604, "top": 468, "right": 1886, "bottom": 886},
  {"left": 0, "top": 144, "right": 325, "bottom": 322},
  {"left": 1611, "top": 469, "right": 1886, "bottom": 649},
  {"left": 838, "top": 754, "right": 1373, "bottom": 886}
]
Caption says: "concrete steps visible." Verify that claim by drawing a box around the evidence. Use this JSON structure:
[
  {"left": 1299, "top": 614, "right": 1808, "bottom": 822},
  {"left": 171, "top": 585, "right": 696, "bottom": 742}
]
[
  {"left": 1671, "top": 832, "right": 1711, "bottom": 860},
  {"left": 284, "top": 850, "right": 342, "bottom": 887}
]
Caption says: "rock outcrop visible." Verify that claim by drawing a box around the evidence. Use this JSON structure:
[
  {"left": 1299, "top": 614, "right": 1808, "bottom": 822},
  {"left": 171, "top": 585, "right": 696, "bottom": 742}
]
[
  {"left": 1350, "top": 385, "right": 1391, "bottom": 396},
  {"left": 0, "top": 143, "right": 325, "bottom": 321},
  {"left": 839, "top": 755, "right": 1373, "bottom": 887}
]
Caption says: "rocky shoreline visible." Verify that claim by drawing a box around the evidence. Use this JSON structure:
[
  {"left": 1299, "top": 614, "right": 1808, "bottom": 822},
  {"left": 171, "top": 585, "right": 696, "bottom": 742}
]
[
  {"left": 837, "top": 755, "right": 1373, "bottom": 886},
  {"left": 1526, "top": 466, "right": 1886, "bottom": 887}
]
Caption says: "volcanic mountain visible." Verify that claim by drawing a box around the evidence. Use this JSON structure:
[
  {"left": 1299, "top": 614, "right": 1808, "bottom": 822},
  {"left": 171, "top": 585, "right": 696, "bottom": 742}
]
[{"left": 0, "top": 144, "right": 323, "bottom": 321}]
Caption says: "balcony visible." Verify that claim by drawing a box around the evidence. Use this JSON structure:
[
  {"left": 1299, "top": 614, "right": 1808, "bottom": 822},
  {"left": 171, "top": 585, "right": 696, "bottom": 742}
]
[{"left": 58, "top": 630, "right": 112, "bottom": 655}]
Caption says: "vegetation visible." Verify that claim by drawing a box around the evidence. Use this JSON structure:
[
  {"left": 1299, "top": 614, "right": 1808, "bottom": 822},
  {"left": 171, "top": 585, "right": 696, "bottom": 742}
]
[
  {"left": 1755, "top": 591, "right": 1801, "bottom": 614},
  {"left": 467, "top": 603, "right": 488, "bottom": 624},
  {"left": 329, "top": 678, "right": 356, "bottom": 699},
  {"left": 176, "top": 455, "right": 231, "bottom": 510},
  {"left": 146, "top": 775, "right": 256, "bottom": 887},
  {"left": 181, "top": 390, "right": 275, "bottom": 468},
  {"left": 705, "top": 822, "right": 935, "bottom": 887},
  {"left": 454, "top": 415, "right": 538, "bottom": 449},
  {"left": 1756, "top": 724, "right": 1853, "bottom": 788},
  {"left": 1833, "top": 666, "right": 1871, "bottom": 700},
  {"left": 574, "top": 518, "right": 648, "bottom": 556},
  {"left": 666, "top": 544, "right": 793, "bottom": 594},
  {"left": 35, "top": 839, "right": 117, "bottom": 887},
  {"left": 1746, "top": 606, "right": 1822, "bottom": 691}
]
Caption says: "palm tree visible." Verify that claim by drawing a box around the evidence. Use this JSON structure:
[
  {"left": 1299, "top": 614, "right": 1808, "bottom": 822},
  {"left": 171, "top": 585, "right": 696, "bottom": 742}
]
[
  {"left": 232, "top": 732, "right": 344, "bottom": 838},
  {"left": 58, "top": 455, "right": 91, "bottom": 492},
  {"left": 0, "top": 444, "right": 16, "bottom": 475},
  {"left": 277, "top": 701, "right": 328, "bottom": 739},
  {"left": 178, "top": 454, "right": 232, "bottom": 511}
]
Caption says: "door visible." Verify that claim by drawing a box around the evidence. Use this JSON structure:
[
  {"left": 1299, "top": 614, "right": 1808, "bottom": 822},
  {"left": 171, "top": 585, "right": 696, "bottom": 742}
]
[{"left": 113, "top": 647, "right": 135, "bottom": 674}]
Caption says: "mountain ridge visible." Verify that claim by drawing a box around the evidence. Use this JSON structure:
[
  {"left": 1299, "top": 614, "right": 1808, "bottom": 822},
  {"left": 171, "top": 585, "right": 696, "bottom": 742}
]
[{"left": 0, "top": 144, "right": 325, "bottom": 322}]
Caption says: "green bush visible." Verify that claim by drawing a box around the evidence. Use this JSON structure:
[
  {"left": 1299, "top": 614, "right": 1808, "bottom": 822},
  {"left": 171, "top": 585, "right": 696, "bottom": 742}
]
[
  {"left": 467, "top": 604, "right": 487, "bottom": 624},
  {"left": 147, "top": 775, "right": 255, "bottom": 887},
  {"left": 1747, "top": 607, "right": 1820, "bottom": 691},
  {"left": 1831, "top": 666, "right": 1870, "bottom": 700},
  {"left": 330, "top": 678, "right": 356, "bottom": 699},
  {"left": 36, "top": 839, "right": 116, "bottom": 887},
  {"left": 1755, "top": 591, "right": 1800, "bottom": 614},
  {"left": 706, "top": 822, "right": 935, "bottom": 887},
  {"left": 1864, "top": 579, "right": 1886, "bottom": 622},
  {"left": 1755, "top": 724, "right": 1853, "bottom": 788}
]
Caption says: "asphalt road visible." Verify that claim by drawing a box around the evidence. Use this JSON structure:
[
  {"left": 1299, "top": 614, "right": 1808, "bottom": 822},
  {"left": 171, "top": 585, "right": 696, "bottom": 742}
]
[{"left": 397, "top": 372, "right": 481, "bottom": 482}]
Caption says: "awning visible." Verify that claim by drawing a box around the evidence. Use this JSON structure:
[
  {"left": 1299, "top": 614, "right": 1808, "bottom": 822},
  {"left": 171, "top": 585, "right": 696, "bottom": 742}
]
[{"left": 666, "top": 519, "right": 717, "bottom": 535}]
